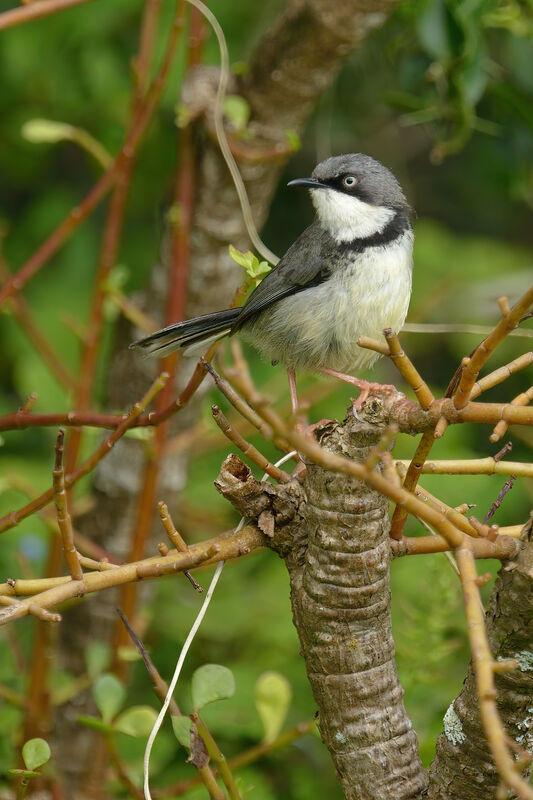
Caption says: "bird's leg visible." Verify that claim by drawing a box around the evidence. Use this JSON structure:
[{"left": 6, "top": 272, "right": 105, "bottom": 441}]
[
  {"left": 287, "top": 367, "right": 299, "bottom": 417},
  {"left": 319, "top": 366, "right": 396, "bottom": 410}
]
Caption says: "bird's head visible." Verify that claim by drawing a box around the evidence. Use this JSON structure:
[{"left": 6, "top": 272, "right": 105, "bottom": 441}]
[{"left": 288, "top": 153, "right": 411, "bottom": 244}]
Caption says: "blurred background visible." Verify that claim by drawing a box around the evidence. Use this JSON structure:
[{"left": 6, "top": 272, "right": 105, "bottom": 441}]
[{"left": 0, "top": 0, "right": 532, "bottom": 797}]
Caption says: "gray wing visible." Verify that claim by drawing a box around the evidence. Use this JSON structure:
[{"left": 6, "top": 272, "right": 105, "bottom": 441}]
[{"left": 231, "top": 222, "right": 331, "bottom": 333}]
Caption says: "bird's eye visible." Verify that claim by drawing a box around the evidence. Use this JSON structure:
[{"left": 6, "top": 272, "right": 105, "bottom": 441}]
[{"left": 342, "top": 175, "right": 358, "bottom": 189}]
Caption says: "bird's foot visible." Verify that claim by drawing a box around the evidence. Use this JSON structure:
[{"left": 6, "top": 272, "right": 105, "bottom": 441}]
[{"left": 319, "top": 367, "right": 396, "bottom": 411}]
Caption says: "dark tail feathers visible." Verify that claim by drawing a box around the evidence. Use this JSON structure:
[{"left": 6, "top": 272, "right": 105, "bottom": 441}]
[{"left": 130, "top": 308, "right": 241, "bottom": 358}]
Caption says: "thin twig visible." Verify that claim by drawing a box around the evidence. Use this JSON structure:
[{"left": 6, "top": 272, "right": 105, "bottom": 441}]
[
  {"left": 0, "top": 0, "right": 93, "bottom": 31},
  {"left": 52, "top": 430, "right": 84, "bottom": 582},
  {"left": 211, "top": 404, "right": 291, "bottom": 482},
  {"left": 158, "top": 502, "right": 203, "bottom": 592},
  {"left": 454, "top": 289, "right": 533, "bottom": 409},
  {"left": 490, "top": 386, "right": 533, "bottom": 443},
  {"left": 383, "top": 328, "right": 435, "bottom": 409},
  {"left": 456, "top": 545, "right": 533, "bottom": 800},
  {"left": 0, "top": 373, "right": 168, "bottom": 534},
  {"left": 483, "top": 477, "right": 517, "bottom": 525}
]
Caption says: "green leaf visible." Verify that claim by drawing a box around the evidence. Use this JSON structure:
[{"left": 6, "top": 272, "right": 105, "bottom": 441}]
[
  {"left": 93, "top": 674, "right": 126, "bottom": 723},
  {"left": 77, "top": 714, "right": 116, "bottom": 733},
  {"left": 172, "top": 715, "right": 192, "bottom": 749},
  {"left": 22, "top": 738, "right": 51, "bottom": 771},
  {"left": 114, "top": 706, "right": 158, "bottom": 737},
  {"left": 191, "top": 664, "right": 235, "bottom": 710},
  {"left": 21, "top": 118, "right": 75, "bottom": 144},
  {"left": 223, "top": 95, "right": 250, "bottom": 132},
  {"left": 254, "top": 671, "right": 292, "bottom": 743},
  {"left": 229, "top": 246, "right": 272, "bottom": 283},
  {"left": 229, "top": 244, "right": 255, "bottom": 271}
]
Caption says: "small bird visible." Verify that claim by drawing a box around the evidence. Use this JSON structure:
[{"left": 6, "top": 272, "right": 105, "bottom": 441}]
[{"left": 131, "top": 153, "right": 413, "bottom": 409}]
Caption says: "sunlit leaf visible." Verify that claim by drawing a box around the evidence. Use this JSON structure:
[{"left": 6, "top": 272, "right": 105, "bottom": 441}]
[
  {"left": 191, "top": 664, "right": 235, "bottom": 710},
  {"left": 22, "top": 738, "right": 51, "bottom": 771}
]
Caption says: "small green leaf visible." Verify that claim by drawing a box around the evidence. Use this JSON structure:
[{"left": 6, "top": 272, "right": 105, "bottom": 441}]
[
  {"left": 229, "top": 244, "right": 255, "bottom": 271},
  {"left": 93, "top": 674, "right": 126, "bottom": 723},
  {"left": 223, "top": 95, "right": 250, "bottom": 132},
  {"left": 254, "top": 671, "right": 292, "bottom": 743},
  {"left": 22, "top": 738, "right": 51, "bottom": 771},
  {"left": 77, "top": 714, "right": 116, "bottom": 733},
  {"left": 191, "top": 664, "right": 235, "bottom": 710},
  {"left": 172, "top": 715, "right": 192, "bottom": 749},
  {"left": 21, "top": 118, "right": 75, "bottom": 144},
  {"left": 114, "top": 706, "right": 158, "bottom": 737}
]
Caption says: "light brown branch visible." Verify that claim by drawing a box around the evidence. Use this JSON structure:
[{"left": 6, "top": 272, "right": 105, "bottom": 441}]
[
  {"left": 454, "top": 288, "right": 533, "bottom": 409},
  {"left": 490, "top": 386, "right": 533, "bottom": 443},
  {"left": 157, "top": 501, "right": 203, "bottom": 591},
  {"left": 0, "top": 525, "right": 266, "bottom": 622},
  {"left": 52, "top": 430, "right": 84, "bottom": 582},
  {"left": 471, "top": 352, "right": 533, "bottom": 400},
  {"left": 383, "top": 328, "right": 435, "bottom": 409},
  {"left": 211, "top": 404, "right": 291, "bottom": 482},
  {"left": 396, "top": 457, "right": 532, "bottom": 478},
  {"left": 456, "top": 545, "right": 533, "bottom": 800}
]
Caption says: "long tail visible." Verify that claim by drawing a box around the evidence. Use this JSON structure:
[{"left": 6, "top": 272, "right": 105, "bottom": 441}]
[{"left": 130, "top": 308, "right": 241, "bottom": 358}]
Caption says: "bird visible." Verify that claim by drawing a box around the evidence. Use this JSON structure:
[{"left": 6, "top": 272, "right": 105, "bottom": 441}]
[{"left": 130, "top": 153, "right": 413, "bottom": 411}]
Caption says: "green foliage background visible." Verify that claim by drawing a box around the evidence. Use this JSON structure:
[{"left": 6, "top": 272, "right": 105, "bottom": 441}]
[{"left": 0, "top": 0, "right": 532, "bottom": 796}]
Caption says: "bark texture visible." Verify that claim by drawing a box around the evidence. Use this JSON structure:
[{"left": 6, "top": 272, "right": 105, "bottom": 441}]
[
  {"left": 290, "top": 417, "right": 428, "bottom": 799},
  {"left": 216, "top": 404, "right": 429, "bottom": 800},
  {"left": 427, "top": 515, "right": 533, "bottom": 800}
]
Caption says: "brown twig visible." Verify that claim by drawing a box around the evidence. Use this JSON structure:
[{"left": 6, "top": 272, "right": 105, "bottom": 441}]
[
  {"left": 391, "top": 535, "right": 519, "bottom": 559},
  {"left": 0, "top": 252, "right": 76, "bottom": 389},
  {"left": 454, "top": 289, "right": 533, "bottom": 410},
  {"left": 52, "top": 430, "right": 84, "bottom": 582},
  {"left": 158, "top": 501, "right": 203, "bottom": 591},
  {"left": 456, "top": 545, "right": 533, "bottom": 800},
  {"left": 0, "top": 525, "right": 266, "bottom": 622},
  {"left": 483, "top": 476, "right": 517, "bottom": 525},
  {"left": 490, "top": 386, "right": 533, "bottom": 443},
  {"left": 211, "top": 405, "right": 291, "bottom": 482},
  {"left": 0, "top": 0, "right": 93, "bottom": 31},
  {"left": 471, "top": 352, "right": 533, "bottom": 400},
  {"left": 0, "top": 373, "right": 168, "bottom": 534},
  {"left": 395, "top": 457, "right": 532, "bottom": 478},
  {"left": 389, "top": 429, "right": 435, "bottom": 540},
  {"left": 0, "top": 0, "right": 186, "bottom": 307},
  {"left": 192, "top": 712, "right": 242, "bottom": 800},
  {"left": 383, "top": 328, "right": 435, "bottom": 409}
]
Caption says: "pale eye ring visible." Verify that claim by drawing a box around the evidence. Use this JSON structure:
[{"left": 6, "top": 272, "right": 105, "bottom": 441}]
[{"left": 342, "top": 175, "right": 358, "bottom": 189}]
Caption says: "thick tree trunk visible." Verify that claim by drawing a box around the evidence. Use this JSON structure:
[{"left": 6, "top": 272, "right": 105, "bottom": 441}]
[{"left": 288, "top": 417, "right": 428, "bottom": 799}]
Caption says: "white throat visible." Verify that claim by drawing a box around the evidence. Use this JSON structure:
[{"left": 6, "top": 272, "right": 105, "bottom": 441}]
[{"left": 310, "top": 187, "right": 395, "bottom": 243}]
